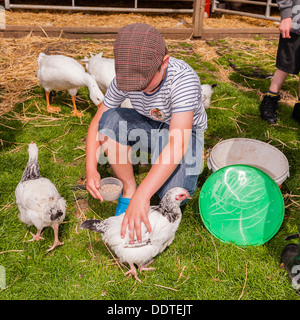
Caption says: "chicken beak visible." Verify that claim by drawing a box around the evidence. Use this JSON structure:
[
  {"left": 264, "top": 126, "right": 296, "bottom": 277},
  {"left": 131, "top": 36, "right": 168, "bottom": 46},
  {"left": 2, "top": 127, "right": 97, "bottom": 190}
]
[{"left": 186, "top": 193, "right": 192, "bottom": 199}]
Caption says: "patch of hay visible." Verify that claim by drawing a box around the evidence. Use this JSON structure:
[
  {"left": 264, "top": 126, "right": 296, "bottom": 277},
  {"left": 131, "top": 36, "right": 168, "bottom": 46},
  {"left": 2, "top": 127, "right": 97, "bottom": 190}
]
[
  {"left": 192, "top": 40, "right": 219, "bottom": 61},
  {"left": 6, "top": 11, "right": 194, "bottom": 29},
  {"left": 5, "top": 10, "right": 279, "bottom": 29}
]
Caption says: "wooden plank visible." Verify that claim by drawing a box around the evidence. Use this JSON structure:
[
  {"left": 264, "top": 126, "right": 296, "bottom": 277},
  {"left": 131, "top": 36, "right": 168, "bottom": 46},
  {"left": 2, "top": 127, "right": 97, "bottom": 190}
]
[
  {"left": 193, "top": 0, "right": 206, "bottom": 38},
  {"left": 202, "top": 27, "right": 279, "bottom": 39},
  {"left": 0, "top": 25, "right": 193, "bottom": 40},
  {"left": 0, "top": 25, "right": 280, "bottom": 40}
]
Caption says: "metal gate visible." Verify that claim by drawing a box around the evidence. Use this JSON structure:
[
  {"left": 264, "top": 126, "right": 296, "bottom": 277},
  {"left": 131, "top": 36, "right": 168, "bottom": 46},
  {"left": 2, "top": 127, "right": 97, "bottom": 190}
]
[
  {"left": 3, "top": 0, "right": 194, "bottom": 14},
  {"left": 211, "top": 0, "right": 280, "bottom": 21}
]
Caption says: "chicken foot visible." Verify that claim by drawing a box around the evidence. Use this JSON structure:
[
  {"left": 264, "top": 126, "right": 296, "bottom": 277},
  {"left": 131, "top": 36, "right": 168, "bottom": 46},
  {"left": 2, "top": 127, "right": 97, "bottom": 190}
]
[
  {"left": 138, "top": 259, "right": 155, "bottom": 272},
  {"left": 47, "top": 224, "right": 64, "bottom": 252},
  {"left": 28, "top": 229, "right": 45, "bottom": 242},
  {"left": 125, "top": 264, "right": 142, "bottom": 283},
  {"left": 125, "top": 260, "right": 155, "bottom": 282}
]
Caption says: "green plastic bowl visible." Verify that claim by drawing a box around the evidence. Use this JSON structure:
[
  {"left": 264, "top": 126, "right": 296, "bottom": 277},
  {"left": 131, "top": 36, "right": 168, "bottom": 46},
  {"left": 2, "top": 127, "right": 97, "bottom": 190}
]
[{"left": 199, "top": 164, "right": 284, "bottom": 246}]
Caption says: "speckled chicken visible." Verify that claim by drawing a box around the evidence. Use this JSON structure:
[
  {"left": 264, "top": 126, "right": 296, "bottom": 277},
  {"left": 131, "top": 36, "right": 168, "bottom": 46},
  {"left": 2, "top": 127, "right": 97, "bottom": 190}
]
[
  {"left": 15, "top": 142, "right": 66, "bottom": 252},
  {"left": 81, "top": 187, "right": 191, "bottom": 282}
]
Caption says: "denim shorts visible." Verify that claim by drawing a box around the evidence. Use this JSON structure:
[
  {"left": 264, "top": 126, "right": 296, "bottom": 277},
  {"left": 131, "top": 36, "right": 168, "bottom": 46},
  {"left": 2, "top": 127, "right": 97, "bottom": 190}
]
[{"left": 98, "top": 108, "right": 205, "bottom": 199}]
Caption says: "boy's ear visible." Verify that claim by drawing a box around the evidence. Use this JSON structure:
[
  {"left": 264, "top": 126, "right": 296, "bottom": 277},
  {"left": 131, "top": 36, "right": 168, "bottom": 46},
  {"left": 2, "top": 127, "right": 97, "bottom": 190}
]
[{"left": 162, "top": 55, "right": 170, "bottom": 68}]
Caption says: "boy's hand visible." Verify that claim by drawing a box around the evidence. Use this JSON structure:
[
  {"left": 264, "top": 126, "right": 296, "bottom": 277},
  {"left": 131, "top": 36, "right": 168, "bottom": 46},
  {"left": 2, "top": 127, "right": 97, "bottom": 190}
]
[
  {"left": 86, "top": 170, "right": 103, "bottom": 201},
  {"left": 120, "top": 191, "right": 152, "bottom": 243},
  {"left": 279, "top": 17, "right": 292, "bottom": 38}
]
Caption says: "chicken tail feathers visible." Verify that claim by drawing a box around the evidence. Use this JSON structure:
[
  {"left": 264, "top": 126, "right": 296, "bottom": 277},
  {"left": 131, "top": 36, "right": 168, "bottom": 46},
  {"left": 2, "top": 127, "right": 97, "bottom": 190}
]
[
  {"left": 21, "top": 161, "right": 41, "bottom": 183},
  {"left": 80, "top": 219, "right": 105, "bottom": 234}
]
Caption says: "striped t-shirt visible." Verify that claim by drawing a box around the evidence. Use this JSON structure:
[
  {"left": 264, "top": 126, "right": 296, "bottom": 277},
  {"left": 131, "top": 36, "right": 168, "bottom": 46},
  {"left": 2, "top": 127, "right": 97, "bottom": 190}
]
[{"left": 103, "top": 56, "right": 207, "bottom": 130}]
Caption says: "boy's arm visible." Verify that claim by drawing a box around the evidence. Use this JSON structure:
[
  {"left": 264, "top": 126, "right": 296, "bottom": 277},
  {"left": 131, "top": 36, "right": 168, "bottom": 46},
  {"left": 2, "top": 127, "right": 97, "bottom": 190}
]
[
  {"left": 276, "top": 0, "right": 293, "bottom": 19},
  {"left": 86, "top": 102, "right": 110, "bottom": 200},
  {"left": 120, "top": 110, "right": 194, "bottom": 243}
]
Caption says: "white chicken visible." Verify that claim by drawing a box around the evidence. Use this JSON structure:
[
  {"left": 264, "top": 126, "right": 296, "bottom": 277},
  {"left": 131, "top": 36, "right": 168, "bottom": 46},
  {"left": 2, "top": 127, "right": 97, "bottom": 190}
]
[
  {"left": 81, "top": 187, "right": 191, "bottom": 282},
  {"left": 37, "top": 53, "right": 104, "bottom": 117},
  {"left": 15, "top": 142, "right": 66, "bottom": 252},
  {"left": 83, "top": 52, "right": 133, "bottom": 108},
  {"left": 201, "top": 83, "right": 217, "bottom": 109}
]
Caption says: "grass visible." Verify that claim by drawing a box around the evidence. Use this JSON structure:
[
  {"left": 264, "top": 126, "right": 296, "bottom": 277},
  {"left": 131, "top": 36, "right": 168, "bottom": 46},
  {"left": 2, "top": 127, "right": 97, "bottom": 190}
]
[{"left": 0, "top": 38, "right": 299, "bottom": 301}]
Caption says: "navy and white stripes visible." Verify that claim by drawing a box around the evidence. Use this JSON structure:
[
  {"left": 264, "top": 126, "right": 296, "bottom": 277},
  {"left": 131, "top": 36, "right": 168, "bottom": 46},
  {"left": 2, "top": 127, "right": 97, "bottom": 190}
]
[{"left": 103, "top": 57, "right": 207, "bottom": 130}]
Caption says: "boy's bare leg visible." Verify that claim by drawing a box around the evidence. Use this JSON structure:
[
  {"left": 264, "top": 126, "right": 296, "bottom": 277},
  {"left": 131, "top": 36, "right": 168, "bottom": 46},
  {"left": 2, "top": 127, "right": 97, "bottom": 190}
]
[
  {"left": 269, "top": 69, "right": 289, "bottom": 93},
  {"left": 100, "top": 134, "right": 137, "bottom": 198}
]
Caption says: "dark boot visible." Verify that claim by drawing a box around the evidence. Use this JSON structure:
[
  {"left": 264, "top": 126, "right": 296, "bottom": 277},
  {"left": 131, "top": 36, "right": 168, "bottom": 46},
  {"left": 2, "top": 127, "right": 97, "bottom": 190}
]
[
  {"left": 259, "top": 94, "right": 280, "bottom": 124},
  {"left": 292, "top": 102, "right": 300, "bottom": 124},
  {"left": 281, "top": 232, "right": 300, "bottom": 294}
]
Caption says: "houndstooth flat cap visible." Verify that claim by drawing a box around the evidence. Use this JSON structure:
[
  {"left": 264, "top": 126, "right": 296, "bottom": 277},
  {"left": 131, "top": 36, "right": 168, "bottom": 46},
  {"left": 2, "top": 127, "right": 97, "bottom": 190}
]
[{"left": 114, "top": 23, "right": 168, "bottom": 92}]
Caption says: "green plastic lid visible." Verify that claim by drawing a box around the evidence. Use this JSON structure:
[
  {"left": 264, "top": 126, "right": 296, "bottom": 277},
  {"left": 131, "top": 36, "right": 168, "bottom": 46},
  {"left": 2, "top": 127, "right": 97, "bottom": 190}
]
[{"left": 199, "top": 164, "right": 284, "bottom": 246}]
